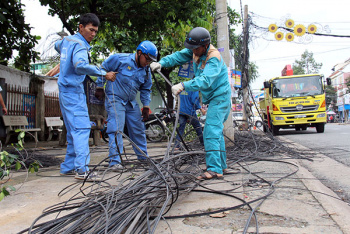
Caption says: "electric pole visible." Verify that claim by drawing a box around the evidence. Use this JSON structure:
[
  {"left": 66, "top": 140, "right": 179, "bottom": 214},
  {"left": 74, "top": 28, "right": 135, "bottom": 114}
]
[
  {"left": 242, "top": 5, "right": 250, "bottom": 130},
  {"left": 216, "top": 0, "right": 234, "bottom": 140}
]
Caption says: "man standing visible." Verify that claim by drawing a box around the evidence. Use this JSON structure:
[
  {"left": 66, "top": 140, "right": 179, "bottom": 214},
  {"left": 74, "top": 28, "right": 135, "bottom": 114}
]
[
  {"left": 151, "top": 27, "right": 231, "bottom": 180},
  {"left": 55, "top": 13, "right": 115, "bottom": 181},
  {"left": 95, "top": 41, "right": 158, "bottom": 170},
  {"left": 174, "top": 90, "right": 204, "bottom": 149}
]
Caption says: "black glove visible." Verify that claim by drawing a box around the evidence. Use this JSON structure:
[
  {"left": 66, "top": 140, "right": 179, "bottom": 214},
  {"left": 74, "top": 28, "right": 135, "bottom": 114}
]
[
  {"left": 95, "top": 87, "right": 105, "bottom": 101},
  {"left": 142, "top": 106, "right": 150, "bottom": 122}
]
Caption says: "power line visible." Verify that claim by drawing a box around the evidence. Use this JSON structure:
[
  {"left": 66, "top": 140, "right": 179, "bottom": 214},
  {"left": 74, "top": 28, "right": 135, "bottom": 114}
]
[{"left": 252, "top": 46, "right": 350, "bottom": 62}]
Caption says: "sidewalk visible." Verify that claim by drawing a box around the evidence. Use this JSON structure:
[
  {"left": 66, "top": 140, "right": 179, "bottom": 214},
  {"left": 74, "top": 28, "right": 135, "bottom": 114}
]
[{"left": 1, "top": 137, "right": 350, "bottom": 233}]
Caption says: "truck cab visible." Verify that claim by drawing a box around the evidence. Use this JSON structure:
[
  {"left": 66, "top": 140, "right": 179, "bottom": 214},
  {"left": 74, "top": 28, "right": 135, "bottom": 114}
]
[{"left": 259, "top": 65, "right": 330, "bottom": 135}]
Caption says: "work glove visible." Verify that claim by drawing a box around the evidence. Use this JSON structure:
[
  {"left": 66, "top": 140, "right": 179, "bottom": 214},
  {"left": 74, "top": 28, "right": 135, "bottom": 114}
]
[
  {"left": 171, "top": 82, "right": 185, "bottom": 96},
  {"left": 142, "top": 106, "right": 150, "bottom": 122},
  {"left": 95, "top": 87, "right": 105, "bottom": 101},
  {"left": 150, "top": 62, "right": 161, "bottom": 72}
]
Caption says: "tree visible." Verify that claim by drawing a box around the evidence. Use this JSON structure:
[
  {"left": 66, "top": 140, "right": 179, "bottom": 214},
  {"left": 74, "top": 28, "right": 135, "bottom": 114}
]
[
  {"left": 325, "top": 84, "right": 337, "bottom": 111},
  {"left": 0, "top": 1, "right": 39, "bottom": 72},
  {"left": 292, "top": 50, "right": 322, "bottom": 75}
]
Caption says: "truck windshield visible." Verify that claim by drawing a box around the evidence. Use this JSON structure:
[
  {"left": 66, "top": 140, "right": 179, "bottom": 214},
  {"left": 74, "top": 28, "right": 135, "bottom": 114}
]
[{"left": 272, "top": 76, "right": 323, "bottom": 98}]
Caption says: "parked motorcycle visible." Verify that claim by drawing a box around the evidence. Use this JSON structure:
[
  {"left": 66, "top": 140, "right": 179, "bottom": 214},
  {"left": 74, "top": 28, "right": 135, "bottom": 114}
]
[
  {"left": 145, "top": 109, "right": 173, "bottom": 142},
  {"left": 101, "top": 108, "right": 173, "bottom": 143}
]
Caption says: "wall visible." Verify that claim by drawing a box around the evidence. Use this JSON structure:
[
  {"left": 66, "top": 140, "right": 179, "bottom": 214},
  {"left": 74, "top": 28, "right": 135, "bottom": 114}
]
[{"left": 0, "top": 64, "right": 31, "bottom": 87}]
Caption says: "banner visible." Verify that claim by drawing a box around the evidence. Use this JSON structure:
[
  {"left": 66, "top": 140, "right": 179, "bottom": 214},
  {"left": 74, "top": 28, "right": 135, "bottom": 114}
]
[
  {"left": 178, "top": 61, "right": 194, "bottom": 78},
  {"left": 231, "top": 70, "right": 242, "bottom": 88}
]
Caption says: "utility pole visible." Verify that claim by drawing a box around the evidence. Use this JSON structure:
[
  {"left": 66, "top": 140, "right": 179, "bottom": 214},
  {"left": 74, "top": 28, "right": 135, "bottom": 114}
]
[
  {"left": 216, "top": 0, "right": 234, "bottom": 140},
  {"left": 242, "top": 5, "right": 250, "bottom": 130}
]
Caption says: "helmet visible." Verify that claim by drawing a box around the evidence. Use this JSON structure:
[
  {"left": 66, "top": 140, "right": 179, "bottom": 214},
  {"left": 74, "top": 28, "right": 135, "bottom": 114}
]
[
  {"left": 137, "top": 40, "right": 158, "bottom": 62},
  {"left": 184, "top": 27, "right": 211, "bottom": 50}
]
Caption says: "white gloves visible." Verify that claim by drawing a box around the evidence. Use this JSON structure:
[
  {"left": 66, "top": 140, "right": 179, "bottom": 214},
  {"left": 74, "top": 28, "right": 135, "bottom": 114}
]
[
  {"left": 150, "top": 62, "right": 161, "bottom": 72},
  {"left": 171, "top": 83, "right": 185, "bottom": 96}
]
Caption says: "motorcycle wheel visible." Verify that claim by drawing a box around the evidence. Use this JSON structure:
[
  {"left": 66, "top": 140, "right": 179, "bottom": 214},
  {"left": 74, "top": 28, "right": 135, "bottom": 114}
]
[
  {"left": 101, "top": 128, "right": 109, "bottom": 143},
  {"left": 146, "top": 122, "right": 165, "bottom": 142}
]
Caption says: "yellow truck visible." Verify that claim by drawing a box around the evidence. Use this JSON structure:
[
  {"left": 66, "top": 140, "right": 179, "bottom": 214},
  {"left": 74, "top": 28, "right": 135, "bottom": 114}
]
[{"left": 259, "top": 65, "right": 331, "bottom": 135}]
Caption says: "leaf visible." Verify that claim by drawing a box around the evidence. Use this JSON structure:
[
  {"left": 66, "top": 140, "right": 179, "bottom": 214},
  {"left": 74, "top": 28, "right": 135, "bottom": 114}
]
[
  {"left": 19, "top": 131, "right": 25, "bottom": 138},
  {"left": 30, "top": 167, "right": 35, "bottom": 173},
  {"left": 8, "top": 185, "right": 16, "bottom": 191},
  {"left": 209, "top": 212, "right": 228, "bottom": 218},
  {"left": 15, "top": 161, "right": 21, "bottom": 170},
  {"left": 0, "top": 191, "right": 4, "bottom": 201}
]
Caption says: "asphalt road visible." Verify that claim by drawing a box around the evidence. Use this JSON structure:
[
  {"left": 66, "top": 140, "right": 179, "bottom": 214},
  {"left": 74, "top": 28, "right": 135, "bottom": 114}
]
[
  {"left": 279, "top": 123, "right": 350, "bottom": 204},
  {"left": 279, "top": 123, "right": 350, "bottom": 166}
]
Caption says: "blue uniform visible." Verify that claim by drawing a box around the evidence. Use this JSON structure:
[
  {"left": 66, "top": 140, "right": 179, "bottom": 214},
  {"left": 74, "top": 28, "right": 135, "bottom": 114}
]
[
  {"left": 160, "top": 45, "right": 231, "bottom": 174},
  {"left": 55, "top": 32, "right": 106, "bottom": 174},
  {"left": 96, "top": 53, "right": 152, "bottom": 164},
  {"left": 175, "top": 90, "right": 203, "bottom": 147}
]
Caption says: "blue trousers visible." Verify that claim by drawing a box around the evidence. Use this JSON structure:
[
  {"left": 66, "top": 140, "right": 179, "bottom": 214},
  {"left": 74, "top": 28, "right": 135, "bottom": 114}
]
[
  {"left": 204, "top": 99, "right": 231, "bottom": 174},
  {"left": 59, "top": 91, "right": 91, "bottom": 174},
  {"left": 106, "top": 100, "right": 148, "bottom": 165},
  {"left": 175, "top": 114, "right": 204, "bottom": 147}
]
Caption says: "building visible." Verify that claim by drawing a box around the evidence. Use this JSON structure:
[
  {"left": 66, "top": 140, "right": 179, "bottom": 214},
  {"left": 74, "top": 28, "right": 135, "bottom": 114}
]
[{"left": 329, "top": 59, "right": 350, "bottom": 122}]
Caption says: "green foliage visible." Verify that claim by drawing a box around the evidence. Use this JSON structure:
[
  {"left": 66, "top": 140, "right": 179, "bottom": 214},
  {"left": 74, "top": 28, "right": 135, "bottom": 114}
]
[
  {"left": 292, "top": 50, "right": 323, "bottom": 75},
  {"left": 325, "top": 84, "right": 337, "bottom": 110},
  {"left": 0, "top": 131, "right": 41, "bottom": 202},
  {"left": 40, "top": 56, "right": 60, "bottom": 75},
  {"left": 0, "top": 1, "right": 40, "bottom": 72},
  {"left": 39, "top": 0, "right": 216, "bottom": 57}
]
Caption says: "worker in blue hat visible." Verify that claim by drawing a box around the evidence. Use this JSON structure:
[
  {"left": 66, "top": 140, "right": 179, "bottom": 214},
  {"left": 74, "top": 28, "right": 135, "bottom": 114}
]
[
  {"left": 95, "top": 41, "right": 158, "bottom": 170},
  {"left": 150, "top": 27, "right": 231, "bottom": 180}
]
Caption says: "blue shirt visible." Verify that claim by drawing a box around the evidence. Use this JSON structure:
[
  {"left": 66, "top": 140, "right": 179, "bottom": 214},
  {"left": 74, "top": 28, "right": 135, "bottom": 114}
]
[
  {"left": 55, "top": 32, "right": 106, "bottom": 93},
  {"left": 179, "top": 90, "right": 201, "bottom": 116},
  {"left": 96, "top": 53, "right": 152, "bottom": 107},
  {"left": 159, "top": 45, "right": 231, "bottom": 104}
]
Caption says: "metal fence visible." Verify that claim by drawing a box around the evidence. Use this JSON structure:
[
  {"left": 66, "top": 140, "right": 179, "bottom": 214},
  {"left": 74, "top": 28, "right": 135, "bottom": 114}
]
[
  {"left": 6, "top": 84, "right": 36, "bottom": 128},
  {"left": 45, "top": 92, "right": 61, "bottom": 117}
]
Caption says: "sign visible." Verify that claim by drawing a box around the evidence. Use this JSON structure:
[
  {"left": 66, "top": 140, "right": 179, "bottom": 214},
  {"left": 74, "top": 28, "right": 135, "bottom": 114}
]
[
  {"left": 178, "top": 61, "right": 194, "bottom": 78},
  {"left": 231, "top": 70, "right": 242, "bottom": 88}
]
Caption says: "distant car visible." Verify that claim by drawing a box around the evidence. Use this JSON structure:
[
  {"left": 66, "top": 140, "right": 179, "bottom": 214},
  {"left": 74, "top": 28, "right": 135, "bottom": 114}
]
[
  {"left": 232, "top": 112, "right": 243, "bottom": 127},
  {"left": 232, "top": 112, "right": 263, "bottom": 128}
]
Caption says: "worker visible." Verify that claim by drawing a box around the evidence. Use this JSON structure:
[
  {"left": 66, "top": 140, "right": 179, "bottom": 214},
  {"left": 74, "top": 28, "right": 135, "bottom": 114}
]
[
  {"left": 150, "top": 27, "right": 231, "bottom": 180},
  {"left": 55, "top": 13, "right": 116, "bottom": 181},
  {"left": 174, "top": 90, "right": 205, "bottom": 149},
  {"left": 95, "top": 40, "right": 158, "bottom": 170}
]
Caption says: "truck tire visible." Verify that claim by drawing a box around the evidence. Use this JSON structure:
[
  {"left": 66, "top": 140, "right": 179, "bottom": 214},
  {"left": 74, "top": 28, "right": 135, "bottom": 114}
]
[
  {"left": 263, "top": 123, "right": 268, "bottom": 133},
  {"left": 270, "top": 122, "right": 279, "bottom": 136},
  {"left": 295, "top": 126, "right": 301, "bottom": 131},
  {"left": 316, "top": 123, "right": 325, "bottom": 133}
]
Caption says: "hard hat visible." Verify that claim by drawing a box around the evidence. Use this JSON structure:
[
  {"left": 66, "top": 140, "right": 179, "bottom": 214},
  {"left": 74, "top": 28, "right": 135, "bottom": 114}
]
[
  {"left": 184, "top": 27, "right": 211, "bottom": 50},
  {"left": 137, "top": 40, "right": 158, "bottom": 62}
]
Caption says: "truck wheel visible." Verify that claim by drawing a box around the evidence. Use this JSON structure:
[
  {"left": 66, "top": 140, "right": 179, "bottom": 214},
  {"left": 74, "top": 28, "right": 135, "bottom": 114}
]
[
  {"left": 271, "top": 123, "right": 279, "bottom": 136},
  {"left": 295, "top": 126, "right": 301, "bottom": 131},
  {"left": 316, "top": 123, "right": 325, "bottom": 133},
  {"left": 263, "top": 123, "right": 268, "bottom": 132},
  {"left": 302, "top": 126, "right": 307, "bottom": 131},
  {"left": 272, "top": 125, "right": 279, "bottom": 136}
]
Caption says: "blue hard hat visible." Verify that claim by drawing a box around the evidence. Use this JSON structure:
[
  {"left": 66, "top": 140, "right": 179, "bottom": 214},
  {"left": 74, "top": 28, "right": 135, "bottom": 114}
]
[{"left": 137, "top": 40, "right": 158, "bottom": 62}]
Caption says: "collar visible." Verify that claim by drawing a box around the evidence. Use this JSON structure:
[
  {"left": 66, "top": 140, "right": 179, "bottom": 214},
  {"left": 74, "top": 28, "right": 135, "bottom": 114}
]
[{"left": 76, "top": 32, "right": 91, "bottom": 49}]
